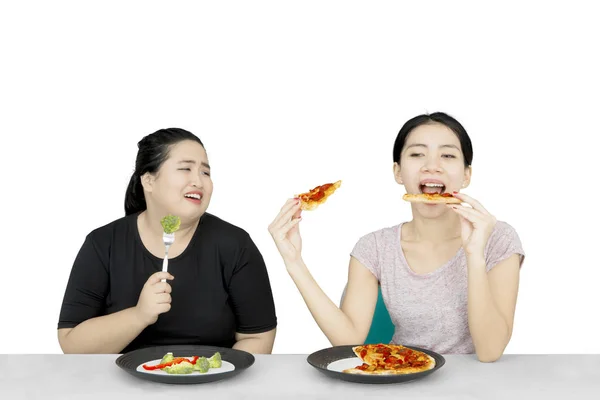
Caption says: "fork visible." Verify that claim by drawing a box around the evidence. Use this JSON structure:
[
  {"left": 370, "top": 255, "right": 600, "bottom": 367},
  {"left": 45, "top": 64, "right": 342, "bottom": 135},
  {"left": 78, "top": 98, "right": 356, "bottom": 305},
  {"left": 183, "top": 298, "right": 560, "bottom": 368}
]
[{"left": 161, "top": 232, "right": 175, "bottom": 282}]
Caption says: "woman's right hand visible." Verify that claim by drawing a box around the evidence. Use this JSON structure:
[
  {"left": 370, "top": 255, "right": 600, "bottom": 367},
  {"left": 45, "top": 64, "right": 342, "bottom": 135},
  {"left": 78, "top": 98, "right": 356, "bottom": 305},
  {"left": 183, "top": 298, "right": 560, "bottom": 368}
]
[
  {"left": 135, "top": 271, "right": 174, "bottom": 326},
  {"left": 268, "top": 198, "right": 303, "bottom": 264}
]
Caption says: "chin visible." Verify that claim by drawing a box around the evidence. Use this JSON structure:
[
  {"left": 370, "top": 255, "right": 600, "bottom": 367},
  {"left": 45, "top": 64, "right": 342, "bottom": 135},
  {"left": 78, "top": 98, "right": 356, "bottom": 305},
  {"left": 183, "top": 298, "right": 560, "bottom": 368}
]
[
  {"left": 186, "top": 201, "right": 210, "bottom": 218},
  {"left": 182, "top": 207, "right": 207, "bottom": 221},
  {"left": 415, "top": 203, "right": 449, "bottom": 219},
  {"left": 166, "top": 202, "right": 208, "bottom": 223}
]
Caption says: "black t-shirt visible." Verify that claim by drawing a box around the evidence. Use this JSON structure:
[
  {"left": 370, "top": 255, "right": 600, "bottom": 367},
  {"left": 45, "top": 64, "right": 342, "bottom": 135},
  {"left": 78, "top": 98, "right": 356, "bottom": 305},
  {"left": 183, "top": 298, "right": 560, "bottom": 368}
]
[{"left": 58, "top": 212, "right": 277, "bottom": 354}]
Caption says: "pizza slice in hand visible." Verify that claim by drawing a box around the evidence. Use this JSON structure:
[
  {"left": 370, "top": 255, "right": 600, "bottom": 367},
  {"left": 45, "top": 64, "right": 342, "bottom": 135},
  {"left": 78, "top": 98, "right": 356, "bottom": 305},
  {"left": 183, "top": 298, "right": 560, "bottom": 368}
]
[
  {"left": 402, "top": 193, "right": 461, "bottom": 204},
  {"left": 296, "top": 180, "right": 342, "bottom": 211}
]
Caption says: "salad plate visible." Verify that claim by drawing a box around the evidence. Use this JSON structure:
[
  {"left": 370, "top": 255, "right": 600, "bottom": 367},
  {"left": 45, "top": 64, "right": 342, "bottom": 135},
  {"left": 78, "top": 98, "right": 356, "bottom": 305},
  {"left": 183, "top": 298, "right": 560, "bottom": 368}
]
[{"left": 116, "top": 345, "right": 255, "bottom": 384}]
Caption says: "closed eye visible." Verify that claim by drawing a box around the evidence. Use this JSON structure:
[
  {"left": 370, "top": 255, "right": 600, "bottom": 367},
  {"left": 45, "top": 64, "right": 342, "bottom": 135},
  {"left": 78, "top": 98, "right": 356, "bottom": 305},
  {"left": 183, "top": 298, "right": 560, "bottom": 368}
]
[
  {"left": 442, "top": 154, "right": 456, "bottom": 158},
  {"left": 410, "top": 153, "right": 424, "bottom": 157},
  {"left": 178, "top": 167, "right": 210, "bottom": 176}
]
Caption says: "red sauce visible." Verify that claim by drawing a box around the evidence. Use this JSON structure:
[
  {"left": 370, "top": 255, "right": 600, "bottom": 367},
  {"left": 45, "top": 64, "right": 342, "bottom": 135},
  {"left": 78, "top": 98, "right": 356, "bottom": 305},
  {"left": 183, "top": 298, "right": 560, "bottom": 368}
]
[{"left": 311, "top": 191, "right": 325, "bottom": 201}]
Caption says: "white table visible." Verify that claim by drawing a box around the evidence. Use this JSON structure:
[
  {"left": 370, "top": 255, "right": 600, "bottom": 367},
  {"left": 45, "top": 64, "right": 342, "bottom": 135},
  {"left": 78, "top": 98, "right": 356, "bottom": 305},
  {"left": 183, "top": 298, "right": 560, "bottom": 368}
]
[{"left": 1, "top": 354, "right": 599, "bottom": 399}]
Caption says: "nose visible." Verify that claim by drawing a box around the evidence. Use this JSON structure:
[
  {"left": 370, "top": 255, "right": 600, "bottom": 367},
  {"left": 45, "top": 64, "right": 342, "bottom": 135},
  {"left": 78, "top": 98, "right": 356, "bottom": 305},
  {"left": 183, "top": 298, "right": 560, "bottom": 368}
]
[
  {"left": 421, "top": 154, "right": 443, "bottom": 173},
  {"left": 190, "top": 171, "right": 204, "bottom": 189}
]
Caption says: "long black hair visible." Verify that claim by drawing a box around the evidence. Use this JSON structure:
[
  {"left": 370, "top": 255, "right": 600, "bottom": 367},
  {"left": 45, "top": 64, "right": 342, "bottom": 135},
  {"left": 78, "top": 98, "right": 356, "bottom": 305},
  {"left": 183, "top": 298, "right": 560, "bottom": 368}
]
[
  {"left": 392, "top": 112, "right": 473, "bottom": 168},
  {"left": 124, "top": 128, "right": 205, "bottom": 216}
]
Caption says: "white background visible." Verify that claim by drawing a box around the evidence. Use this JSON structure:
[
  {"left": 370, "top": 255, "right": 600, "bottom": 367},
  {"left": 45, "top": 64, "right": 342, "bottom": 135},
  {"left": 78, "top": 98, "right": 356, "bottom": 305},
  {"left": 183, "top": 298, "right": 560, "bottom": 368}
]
[{"left": 1, "top": 1, "right": 599, "bottom": 355}]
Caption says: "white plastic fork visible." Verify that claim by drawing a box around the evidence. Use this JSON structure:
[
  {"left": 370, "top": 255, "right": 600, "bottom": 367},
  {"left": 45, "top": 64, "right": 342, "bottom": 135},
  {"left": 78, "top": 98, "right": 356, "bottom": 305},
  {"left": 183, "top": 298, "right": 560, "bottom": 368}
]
[{"left": 161, "top": 232, "right": 175, "bottom": 282}]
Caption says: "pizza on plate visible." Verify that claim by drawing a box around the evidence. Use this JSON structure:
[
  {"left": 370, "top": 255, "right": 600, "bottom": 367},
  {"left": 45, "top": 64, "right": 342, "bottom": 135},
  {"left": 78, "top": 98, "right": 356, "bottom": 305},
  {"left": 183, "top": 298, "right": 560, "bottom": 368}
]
[
  {"left": 296, "top": 180, "right": 341, "bottom": 211},
  {"left": 343, "top": 344, "right": 436, "bottom": 375},
  {"left": 403, "top": 193, "right": 461, "bottom": 204}
]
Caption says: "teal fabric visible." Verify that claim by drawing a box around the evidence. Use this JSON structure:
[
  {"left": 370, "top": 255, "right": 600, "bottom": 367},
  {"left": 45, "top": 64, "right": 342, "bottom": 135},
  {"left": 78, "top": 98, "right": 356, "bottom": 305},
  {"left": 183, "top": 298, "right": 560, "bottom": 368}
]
[{"left": 364, "top": 286, "right": 395, "bottom": 344}]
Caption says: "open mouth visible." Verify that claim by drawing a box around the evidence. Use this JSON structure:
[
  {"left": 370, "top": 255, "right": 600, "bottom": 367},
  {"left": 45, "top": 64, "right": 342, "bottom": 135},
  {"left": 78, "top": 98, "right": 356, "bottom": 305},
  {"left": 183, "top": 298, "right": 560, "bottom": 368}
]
[
  {"left": 419, "top": 182, "right": 445, "bottom": 194},
  {"left": 184, "top": 193, "right": 202, "bottom": 203}
]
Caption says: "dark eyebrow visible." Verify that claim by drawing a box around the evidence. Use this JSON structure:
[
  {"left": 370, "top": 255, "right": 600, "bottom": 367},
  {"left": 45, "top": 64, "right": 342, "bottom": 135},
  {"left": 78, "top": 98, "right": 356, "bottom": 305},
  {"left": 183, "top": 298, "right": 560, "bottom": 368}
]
[
  {"left": 405, "top": 143, "right": 460, "bottom": 151},
  {"left": 405, "top": 143, "right": 427, "bottom": 150},
  {"left": 178, "top": 160, "right": 211, "bottom": 169},
  {"left": 440, "top": 144, "right": 460, "bottom": 150}
]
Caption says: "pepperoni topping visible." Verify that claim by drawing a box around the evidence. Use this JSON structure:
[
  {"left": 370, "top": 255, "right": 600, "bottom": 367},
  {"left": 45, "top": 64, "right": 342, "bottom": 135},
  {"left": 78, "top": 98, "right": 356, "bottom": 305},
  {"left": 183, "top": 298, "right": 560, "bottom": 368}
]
[
  {"left": 311, "top": 191, "right": 325, "bottom": 201},
  {"left": 356, "top": 363, "right": 369, "bottom": 371},
  {"left": 384, "top": 356, "right": 403, "bottom": 365},
  {"left": 300, "top": 183, "right": 335, "bottom": 202},
  {"left": 352, "top": 344, "right": 432, "bottom": 372}
]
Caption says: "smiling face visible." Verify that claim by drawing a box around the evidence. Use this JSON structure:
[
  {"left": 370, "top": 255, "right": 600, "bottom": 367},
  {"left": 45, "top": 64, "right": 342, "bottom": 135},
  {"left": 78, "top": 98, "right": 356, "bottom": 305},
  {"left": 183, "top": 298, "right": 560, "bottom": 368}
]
[
  {"left": 141, "top": 139, "right": 213, "bottom": 223},
  {"left": 394, "top": 123, "right": 471, "bottom": 217}
]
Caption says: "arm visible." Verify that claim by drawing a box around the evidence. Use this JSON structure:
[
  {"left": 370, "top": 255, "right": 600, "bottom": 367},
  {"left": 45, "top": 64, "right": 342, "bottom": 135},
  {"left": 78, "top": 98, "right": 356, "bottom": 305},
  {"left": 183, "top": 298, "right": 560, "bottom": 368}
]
[
  {"left": 58, "top": 270, "right": 173, "bottom": 354},
  {"left": 449, "top": 192, "right": 523, "bottom": 362},
  {"left": 58, "top": 232, "right": 126, "bottom": 354},
  {"left": 58, "top": 308, "right": 148, "bottom": 354},
  {"left": 466, "top": 253, "right": 521, "bottom": 362},
  {"left": 269, "top": 198, "right": 379, "bottom": 346},
  {"left": 58, "top": 229, "right": 174, "bottom": 353},
  {"left": 269, "top": 199, "right": 378, "bottom": 346},
  {"left": 286, "top": 257, "right": 379, "bottom": 346},
  {"left": 226, "top": 233, "right": 279, "bottom": 354},
  {"left": 233, "top": 328, "right": 277, "bottom": 354}
]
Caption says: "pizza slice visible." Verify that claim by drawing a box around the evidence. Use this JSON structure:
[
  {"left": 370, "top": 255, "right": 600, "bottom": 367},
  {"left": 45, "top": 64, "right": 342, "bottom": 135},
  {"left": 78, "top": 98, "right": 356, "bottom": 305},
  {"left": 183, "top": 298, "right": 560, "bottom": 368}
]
[
  {"left": 403, "top": 193, "right": 461, "bottom": 204},
  {"left": 296, "top": 180, "right": 342, "bottom": 211},
  {"left": 342, "top": 344, "right": 436, "bottom": 375}
]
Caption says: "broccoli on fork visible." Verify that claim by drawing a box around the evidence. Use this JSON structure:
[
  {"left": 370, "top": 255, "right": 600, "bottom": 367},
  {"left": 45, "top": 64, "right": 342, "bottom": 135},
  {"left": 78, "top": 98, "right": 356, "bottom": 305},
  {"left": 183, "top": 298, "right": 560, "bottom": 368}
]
[{"left": 160, "top": 215, "right": 181, "bottom": 234}]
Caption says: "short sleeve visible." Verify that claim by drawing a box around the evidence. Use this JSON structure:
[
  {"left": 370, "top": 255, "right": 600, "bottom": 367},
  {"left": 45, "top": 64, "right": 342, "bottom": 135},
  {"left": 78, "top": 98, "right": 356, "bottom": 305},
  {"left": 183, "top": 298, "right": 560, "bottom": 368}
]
[
  {"left": 350, "top": 232, "right": 380, "bottom": 280},
  {"left": 227, "top": 235, "right": 277, "bottom": 334},
  {"left": 485, "top": 221, "right": 525, "bottom": 272},
  {"left": 58, "top": 233, "right": 110, "bottom": 329}
]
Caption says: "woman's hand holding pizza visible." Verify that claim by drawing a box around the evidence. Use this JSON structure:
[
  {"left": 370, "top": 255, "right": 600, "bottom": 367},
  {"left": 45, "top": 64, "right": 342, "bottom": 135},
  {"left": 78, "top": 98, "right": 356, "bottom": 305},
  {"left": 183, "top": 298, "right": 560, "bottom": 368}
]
[
  {"left": 448, "top": 192, "right": 497, "bottom": 258},
  {"left": 268, "top": 198, "right": 303, "bottom": 264}
]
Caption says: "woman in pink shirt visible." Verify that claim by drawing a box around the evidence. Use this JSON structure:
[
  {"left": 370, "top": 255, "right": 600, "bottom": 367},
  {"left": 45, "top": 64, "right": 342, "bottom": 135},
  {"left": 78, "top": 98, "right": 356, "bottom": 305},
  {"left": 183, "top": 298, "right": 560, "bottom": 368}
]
[{"left": 269, "top": 112, "right": 525, "bottom": 362}]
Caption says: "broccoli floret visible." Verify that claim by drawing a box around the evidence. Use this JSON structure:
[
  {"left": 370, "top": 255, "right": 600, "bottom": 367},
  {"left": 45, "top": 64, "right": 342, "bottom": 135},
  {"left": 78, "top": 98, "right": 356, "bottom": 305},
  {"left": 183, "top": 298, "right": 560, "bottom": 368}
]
[
  {"left": 164, "top": 362, "right": 194, "bottom": 374},
  {"left": 160, "top": 352, "right": 174, "bottom": 364},
  {"left": 208, "top": 352, "right": 222, "bottom": 368},
  {"left": 194, "top": 357, "right": 210, "bottom": 373},
  {"left": 160, "top": 215, "right": 181, "bottom": 234}
]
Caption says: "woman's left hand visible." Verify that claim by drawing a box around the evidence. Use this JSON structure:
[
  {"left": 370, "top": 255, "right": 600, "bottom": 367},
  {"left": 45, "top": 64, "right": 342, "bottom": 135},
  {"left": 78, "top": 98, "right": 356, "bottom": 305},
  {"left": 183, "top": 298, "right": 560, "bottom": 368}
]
[{"left": 448, "top": 192, "right": 497, "bottom": 258}]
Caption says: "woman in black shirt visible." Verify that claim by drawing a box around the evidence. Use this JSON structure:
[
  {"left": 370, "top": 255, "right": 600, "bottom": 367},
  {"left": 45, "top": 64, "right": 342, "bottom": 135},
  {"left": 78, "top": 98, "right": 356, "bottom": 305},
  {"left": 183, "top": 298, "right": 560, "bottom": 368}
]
[{"left": 57, "top": 128, "right": 277, "bottom": 354}]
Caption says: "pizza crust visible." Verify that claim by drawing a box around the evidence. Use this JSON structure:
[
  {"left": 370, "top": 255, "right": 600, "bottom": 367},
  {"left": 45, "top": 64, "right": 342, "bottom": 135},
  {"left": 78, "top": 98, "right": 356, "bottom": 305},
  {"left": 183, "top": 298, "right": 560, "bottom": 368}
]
[
  {"left": 403, "top": 193, "right": 462, "bottom": 204},
  {"left": 343, "top": 364, "right": 434, "bottom": 375},
  {"left": 342, "top": 368, "right": 400, "bottom": 375}
]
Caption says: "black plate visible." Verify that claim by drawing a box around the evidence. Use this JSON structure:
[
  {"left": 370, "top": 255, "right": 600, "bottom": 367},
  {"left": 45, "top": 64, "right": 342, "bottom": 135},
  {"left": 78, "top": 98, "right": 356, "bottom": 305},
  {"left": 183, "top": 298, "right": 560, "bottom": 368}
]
[
  {"left": 115, "top": 345, "right": 255, "bottom": 384},
  {"left": 307, "top": 344, "right": 445, "bottom": 384}
]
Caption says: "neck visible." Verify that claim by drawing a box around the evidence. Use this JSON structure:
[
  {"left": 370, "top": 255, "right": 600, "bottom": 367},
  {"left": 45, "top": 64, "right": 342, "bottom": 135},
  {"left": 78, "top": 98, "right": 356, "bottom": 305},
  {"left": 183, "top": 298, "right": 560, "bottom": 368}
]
[
  {"left": 406, "top": 208, "right": 461, "bottom": 243},
  {"left": 139, "top": 208, "right": 199, "bottom": 241}
]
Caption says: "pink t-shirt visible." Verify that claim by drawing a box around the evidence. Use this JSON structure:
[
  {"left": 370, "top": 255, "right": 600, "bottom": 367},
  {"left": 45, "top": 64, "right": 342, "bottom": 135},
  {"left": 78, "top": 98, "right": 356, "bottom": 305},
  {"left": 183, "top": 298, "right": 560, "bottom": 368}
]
[{"left": 350, "top": 220, "right": 525, "bottom": 354}]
